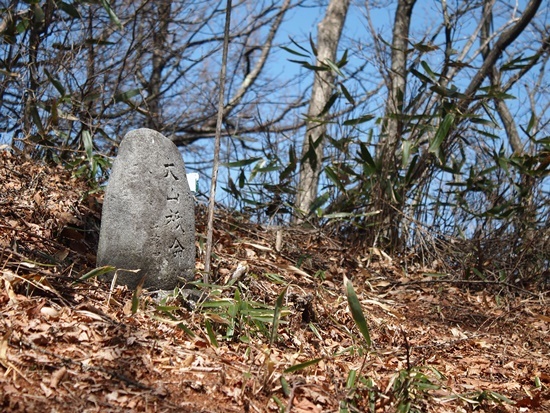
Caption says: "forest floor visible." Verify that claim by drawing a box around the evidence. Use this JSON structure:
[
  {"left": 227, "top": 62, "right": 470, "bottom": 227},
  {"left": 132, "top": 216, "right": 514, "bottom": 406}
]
[{"left": 0, "top": 149, "right": 549, "bottom": 413}]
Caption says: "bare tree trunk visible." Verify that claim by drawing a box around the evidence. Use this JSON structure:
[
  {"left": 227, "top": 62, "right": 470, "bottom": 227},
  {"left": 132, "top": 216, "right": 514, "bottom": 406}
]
[
  {"left": 373, "top": 0, "right": 416, "bottom": 249},
  {"left": 380, "top": 0, "right": 416, "bottom": 163},
  {"left": 294, "top": 0, "right": 350, "bottom": 221},
  {"left": 146, "top": 1, "right": 172, "bottom": 130},
  {"left": 479, "top": 0, "right": 540, "bottom": 240},
  {"left": 480, "top": 0, "right": 523, "bottom": 154}
]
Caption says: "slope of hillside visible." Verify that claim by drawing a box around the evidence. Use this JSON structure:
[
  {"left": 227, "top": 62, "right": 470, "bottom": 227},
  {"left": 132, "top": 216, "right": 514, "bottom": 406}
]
[{"left": 1, "top": 149, "right": 548, "bottom": 412}]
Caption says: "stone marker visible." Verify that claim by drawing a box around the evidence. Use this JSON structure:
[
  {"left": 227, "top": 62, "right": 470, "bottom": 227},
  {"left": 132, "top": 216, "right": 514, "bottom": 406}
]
[{"left": 97, "top": 128, "right": 195, "bottom": 290}]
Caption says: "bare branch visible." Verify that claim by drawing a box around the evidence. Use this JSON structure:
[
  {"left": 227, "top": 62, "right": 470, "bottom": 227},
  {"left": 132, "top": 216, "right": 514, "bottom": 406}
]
[
  {"left": 462, "top": 0, "right": 543, "bottom": 103},
  {"left": 223, "top": 0, "right": 292, "bottom": 117}
]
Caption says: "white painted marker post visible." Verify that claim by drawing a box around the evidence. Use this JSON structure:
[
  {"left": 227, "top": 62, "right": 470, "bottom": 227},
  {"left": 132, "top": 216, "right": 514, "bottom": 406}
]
[{"left": 186, "top": 173, "right": 199, "bottom": 193}]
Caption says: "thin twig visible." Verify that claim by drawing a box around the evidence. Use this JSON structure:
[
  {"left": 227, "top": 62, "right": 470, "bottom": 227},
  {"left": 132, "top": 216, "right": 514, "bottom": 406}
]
[
  {"left": 286, "top": 382, "right": 300, "bottom": 412},
  {"left": 204, "top": 0, "right": 232, "bottom": 283}
]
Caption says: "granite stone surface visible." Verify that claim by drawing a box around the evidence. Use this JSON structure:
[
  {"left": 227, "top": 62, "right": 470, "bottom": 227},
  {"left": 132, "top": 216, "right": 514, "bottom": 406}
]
[{"left": 97, "top": 128, "right": 195, "bottom": 290}]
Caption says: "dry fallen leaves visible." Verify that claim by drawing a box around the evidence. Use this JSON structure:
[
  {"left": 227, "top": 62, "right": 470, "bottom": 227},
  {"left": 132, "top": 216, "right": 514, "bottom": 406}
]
[{"left": 0, "top": 149, "right": 549, "bottom": 412}]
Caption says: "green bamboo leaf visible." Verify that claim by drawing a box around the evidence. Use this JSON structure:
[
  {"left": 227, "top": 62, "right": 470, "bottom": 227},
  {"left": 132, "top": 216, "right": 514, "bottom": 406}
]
[
  {"left": 340, "top": 84, "right": 355, "bottom": 105},
  {"left": 289, "top": 36, "right": 310, "bottom": 55},
  {"left": 357, "top": 143, "right": 376, "bottom": 170},
  {"left": 410, "top": 68, "right": 434, "bottom": 85},
  {"left": 28, "top": 104, "right": 44, "bottom": 134},
  {"left": 480, "top": 101, "right": 500, "bottom": 126},
  {"left": 32, "top": 4, "right": 45, "bottom": 24},
  {"left": 288, "top": 144, "right": 296, "bottom": 165},
  {"left": 16, "top": 19, "right": 30, "bottom": 34},
  {"left": 430, "top": 84, "right": 461, "bottom": 97},
  {"left": 114, "top": 88, "right": 141, "bottom": 103},
  {"left": 59, "top": 2, "right": 81, "bottom": 19},
  {"left": 176, "top": 322, "right": 194, "bottom": 337},
  {"left": 500, "top": 54, "right": 536, "bottom": 71},
  {"left": 343, "top": 114, "right": 374, "bottom": 126},
  {"left": 526, "top": 113, "right": 536, "bottom": 134},
  {"left": 487, "top": 90, "right": 516, "bottom": 100},
  {"left": 221, "top": 157, "right": 262, "bottom": 168},
  {"left": 322, "top": 212, "right": 355, "bottom": 219},
  {"left": 404, "top": 154, "right": 419, "bottom": 184},
  {"left": 82, "top": 130, "right": 93, "bottom": 160},
  {"left": 324, "top": 59, "right": 344, "bottom": 77},
  {"left": 280, "top": 46, "right": 309, "bottom": 58},
  {"left": 397, "top": 401, "right": 412, "bottom": 412},
  {"left": 309, "top": 33, "right": 318, "bottom": 57},
  {"left": 237, "top": 169, "right": 247, "bottom": 190},
  {"left": 287, "top": 58, "right": 310, "bottom": 66},
  {"left": 101, "top": 0, "right": 122, "bottom": 29},
  {"left": 85, "top": 38, "right": 116, "bottom": 46},
  {"left": 205, "top": 319, "right": 218, "bottom": 347},
  {"left": 401, "top": 139, "right": 412, "bottom": 168},
  {"left": 337, "top": 49, "right": 348, "bottom": 67},
  {"left": 472, "top": 128, "right": 499, "bottom": 140},
  {"left": 309, "top": 191, "right": 330, "bottom": 214},
  {"left": 421, "top": 60, "right": 437, "bottom": 80},
  {"left": 284, "top": 358, "right": 323, "bottom": 373},
  {"left": 73, "top": 265, "right": 115, "bottom": 284},
  {"left": 280, "top": 376, "right": 291, "bottom": 396},
  {"left": 472, "top": 268, "right": 487, "bottom": 281},
  {"left": 201, "top": 299, "right": 235, "bottom": 308},
  {"left": 288, "top": 60, "right": 326, "bottom": 71},
  {"left": 345, "top": 278, "right": 371, "bottom": 348},
  {"left": 324, "top": 165, "right": 346, "bottom": 192},
  {"left": 318, "top": 93, "right": 338, "bottom": 117},
  {"left": 156, "top": 305, "right": 181, "bottom": 312},
  {"left": 280, "top": 145, "right": 296, "bottom": 181},
  {"left": 305, "top": 63, "right": 328, "bottom": 71},
  {"left": 308, "top": 322, "right": 322, "bottom": 341},
  {"left": 412, "top": 42, "right": 438, "bottom": 52},
  {"left": 44, "top": 69, "right": 66, "bottom": 96},
  {"left": 487, "top": 391, "right": 514, "bottom": 404},
  {"left": 470, "top": 117, "right": 495, "bottom": 126},
  {"left": 301, "top": 134, "right": 322, "bottom": 170},
  {"left": 270, "top": 286, "right": 288, "bottom": 346},
  {"left": 346, "top": 369, "right": 357, "bottom": 388},
  {"left": 271, "top": 396, "right": 285, "bottom": 411},
  {"left": 429, "top": 113, "right": 454, "bottom": 154}
]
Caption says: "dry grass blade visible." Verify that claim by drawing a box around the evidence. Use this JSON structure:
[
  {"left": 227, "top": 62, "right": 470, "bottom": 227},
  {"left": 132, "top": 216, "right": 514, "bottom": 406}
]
[{"left": 131, "top": 275, "right": 146, "bottom": 314}]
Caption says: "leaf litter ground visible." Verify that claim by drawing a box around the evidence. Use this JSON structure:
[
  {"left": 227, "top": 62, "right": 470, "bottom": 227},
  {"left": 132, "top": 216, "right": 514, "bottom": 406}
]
[{"left": 0, "top": 150, "right": 548, "bottom": 412}]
